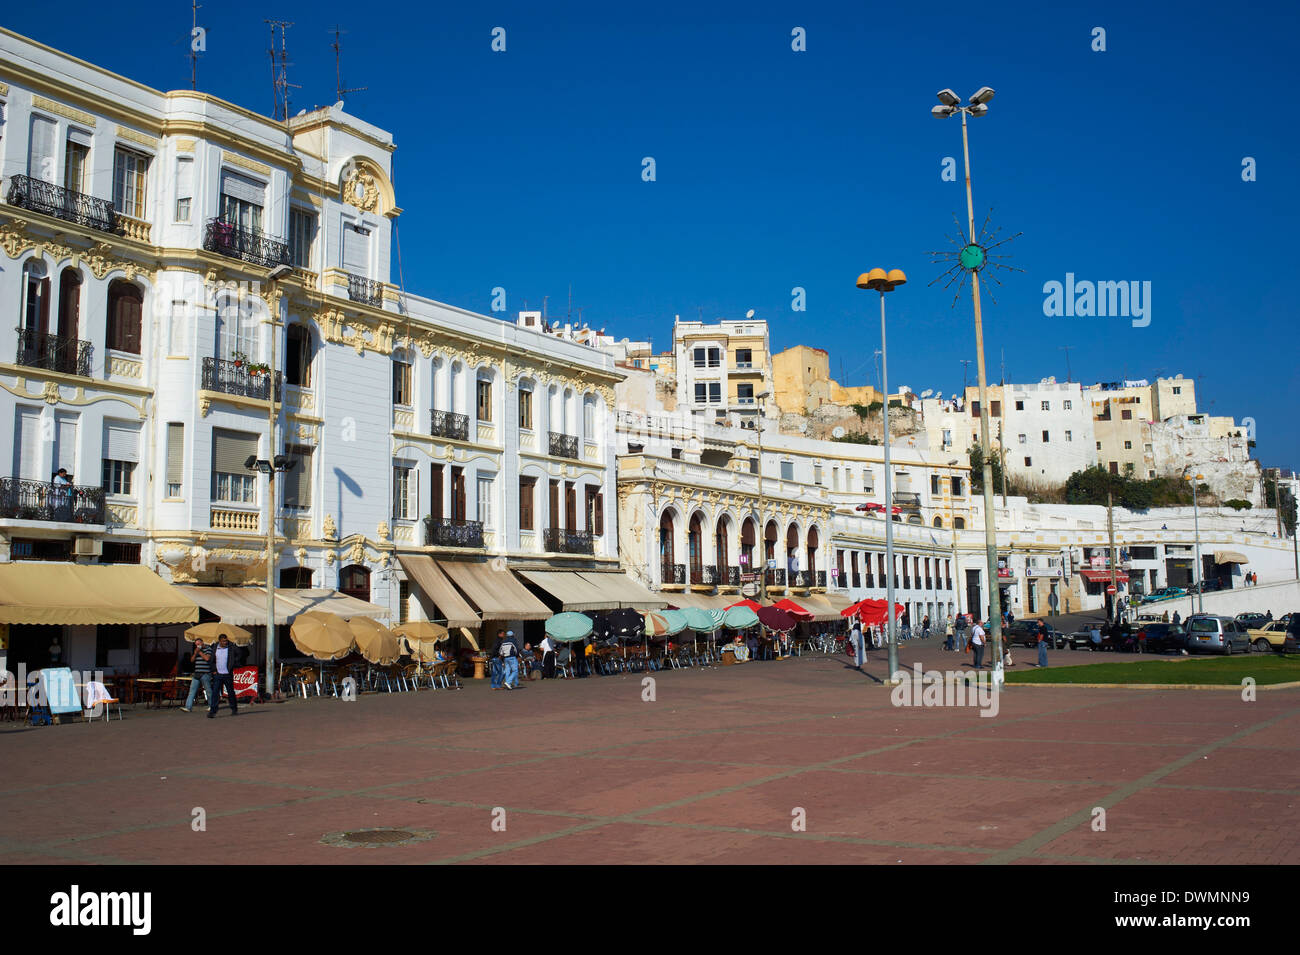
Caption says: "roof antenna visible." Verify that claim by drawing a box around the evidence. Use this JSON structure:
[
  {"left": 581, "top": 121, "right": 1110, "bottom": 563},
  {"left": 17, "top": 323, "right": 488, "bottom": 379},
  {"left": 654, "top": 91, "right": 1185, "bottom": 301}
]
[
  {"left": 189, "top": 1, "right": 204, "bottom": 90},
  {"left": 331, "top": 26, "right": 367, "bottom": 104},
  {"left": 265, "top": 19, "right": 299, "bottom": 122}
]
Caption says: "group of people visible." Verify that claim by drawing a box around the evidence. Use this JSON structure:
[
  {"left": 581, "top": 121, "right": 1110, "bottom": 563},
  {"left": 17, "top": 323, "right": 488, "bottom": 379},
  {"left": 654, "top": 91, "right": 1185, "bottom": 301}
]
[
  {"left": 182, "top": 632, "right": 244, "bottom": 717},
  {"left": 486, "top": 628, "right": 562, "bottom": 688}
]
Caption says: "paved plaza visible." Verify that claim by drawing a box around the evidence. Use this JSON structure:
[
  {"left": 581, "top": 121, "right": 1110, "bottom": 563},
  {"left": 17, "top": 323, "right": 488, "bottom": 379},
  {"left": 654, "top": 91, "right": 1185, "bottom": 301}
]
[{"left": 1, "top": 643, "right": 1297, "bottom": 865}]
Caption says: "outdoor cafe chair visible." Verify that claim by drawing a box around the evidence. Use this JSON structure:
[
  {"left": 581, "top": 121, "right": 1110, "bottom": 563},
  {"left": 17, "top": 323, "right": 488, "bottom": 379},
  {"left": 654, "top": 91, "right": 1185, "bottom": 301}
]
[{"left": 82, "top": 681, "right": 121, "bottom": 723}]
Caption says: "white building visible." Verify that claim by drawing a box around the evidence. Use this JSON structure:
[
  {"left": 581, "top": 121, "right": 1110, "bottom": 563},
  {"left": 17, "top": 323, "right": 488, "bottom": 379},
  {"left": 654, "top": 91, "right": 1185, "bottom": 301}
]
[
  {"left": 1001, "top": 379, "right": 1096, "bottom": 486},
  {"left": 0, "top": 28, "right": 626, "bottom": 675}
]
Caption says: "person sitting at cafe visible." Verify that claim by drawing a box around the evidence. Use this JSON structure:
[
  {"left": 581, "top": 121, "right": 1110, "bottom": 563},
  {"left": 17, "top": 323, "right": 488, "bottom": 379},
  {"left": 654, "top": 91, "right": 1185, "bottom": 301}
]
[{"left": 729, "top": 633, "right": 750, "bottom": 663}]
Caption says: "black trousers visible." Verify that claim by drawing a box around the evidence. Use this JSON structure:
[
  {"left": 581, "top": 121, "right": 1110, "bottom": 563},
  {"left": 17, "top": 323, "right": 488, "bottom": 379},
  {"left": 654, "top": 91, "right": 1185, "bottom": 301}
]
[
  {"left": 209, "top": 672, "right": 237, "bottom": 714},
  {"left": 542, "top": 650, "right": 556, "bottom": 678}
]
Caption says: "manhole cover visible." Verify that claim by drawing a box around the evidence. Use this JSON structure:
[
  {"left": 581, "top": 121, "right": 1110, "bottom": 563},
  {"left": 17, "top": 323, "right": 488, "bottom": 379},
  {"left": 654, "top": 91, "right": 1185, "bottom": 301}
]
[{"left": 321, "top": 828, "right": 436, "bottom": 848}]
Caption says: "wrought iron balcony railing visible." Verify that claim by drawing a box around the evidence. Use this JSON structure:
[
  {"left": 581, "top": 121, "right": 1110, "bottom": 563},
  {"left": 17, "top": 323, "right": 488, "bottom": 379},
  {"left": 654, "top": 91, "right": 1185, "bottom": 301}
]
[
  {"left": 6, "top": 174, "right": 116, "bottom": 233},
  {"left": 201, "top": 356, "right": 282, "bottom": 401},
  {"left": 726, "top": 566, "right": 741, "bottom": 587},
  {"left": 696, "top": 564, "right": 720, "bottom": 585},
  {"left": 662, "top": 562, "right": 685, "bottom": 585},
  {"left": 0, "top": 476, "right": 105, "bottom": 525},
  {"left": 851, "top": 573, "right": 862, "bottom": 588},
  {"left": 203, "top": 217, "right": 291, "bottom": 269},
  {"left": 424, "top": 518, "right": 484, "bottom": 548},
  {"left": 347, "top": 273, "right": 383, "bottom": 307},
  {"left": 548, "top": 432, "right": 579, "bottom": 459},
  {"left": 791, "top": 570, "right": 810, "bottom": 588},
  {"left": 430, "top": 410, "right": 469, "bottom": 441},
  {"left": 865, "top": 574, "right": 875, "bottom": 589},
  {"left": 816, "top": 570, "right": 827, "bottom": 588},
  {"left": 765, "top": 568, "right": 786, "bottom": 587},
  {"left": 544, "top": 528, "right": 594, "bottom": 554},
  {"left": 15, "top": 327, "right": 93, "bottom": 377}
]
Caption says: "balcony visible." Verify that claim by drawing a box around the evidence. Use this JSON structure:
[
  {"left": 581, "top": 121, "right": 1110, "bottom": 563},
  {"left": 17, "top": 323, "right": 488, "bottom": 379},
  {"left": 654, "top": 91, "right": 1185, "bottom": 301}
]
[
  {"left": 893, "top": 492, "right": 922, "bottom": 509},
  {"left": 816, "top": 570, "right": 827, "bottom": 588},
  {"left": 430, "top": 410, "right": 469, "bottom": 441},
  {"left": 347, "top": 273, "right": 383, "bottom": 307},
  {"left": 6, "top": 174, "right": 115, "bottom": 234},
  {"left": 661, "top": 561, "right": 685, "bottom": 585},
  {"left": 203, "top": 217, "right": 290, "bottom": 269},
  {"left": 725, "top": 566, "right": 741, "bottom": 587},
  {"left": 202, "top": 357, "right": 282, "bottom": 401},
  {"left": 765, "top": 568, "right": 786, "bottom": 587},
  {"left": 15, "top": 328, "right": 93, "bottom": 377},
  {"left": 549, "top": 432, "right": 579, "bottom": 459},
  {"left": 0, "top": 477, "right": 105, "bottom": 525},
  {"left": 425, "top": 518, "right": 484, "bottom": 549},
  {"left": 544, "top": 528, "right": 594, "bottom": 555}
]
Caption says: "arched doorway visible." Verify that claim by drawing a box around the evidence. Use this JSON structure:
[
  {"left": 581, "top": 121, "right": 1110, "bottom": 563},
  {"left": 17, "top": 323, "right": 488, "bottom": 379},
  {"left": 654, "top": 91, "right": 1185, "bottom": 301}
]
[
  {"left": 785, "top": 523, "right": 800, "bottom": 577},
  {"left": 659, "top": 508, "right": 678, "bottom": 583},
  {"left": 688, "top": 513, "right": 705, "bottom": 584},
  {"left": 764, "top": 520, "right": 779, "bottom": 581},
  {"left": 714, "top": 515, "right": 731, "bottom": 583},
  {"left": 805, "top": 526, "right": 820, "bottom": 581},
  {"left": 740, "top": 517, "right": 756, "bottom": 575},
  {"left": 340, "top": 564, "right": 370, "bottom": 602}
]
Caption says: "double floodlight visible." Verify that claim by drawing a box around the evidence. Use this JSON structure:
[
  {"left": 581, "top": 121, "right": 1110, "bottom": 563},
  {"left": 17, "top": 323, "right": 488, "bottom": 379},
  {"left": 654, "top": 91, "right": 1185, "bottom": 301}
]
[
  {"left": 932, "top": 87, "right": 995, "bottom": 118},
  {"left": 244, "top": 454, "right": 297, "bottom": 474}
]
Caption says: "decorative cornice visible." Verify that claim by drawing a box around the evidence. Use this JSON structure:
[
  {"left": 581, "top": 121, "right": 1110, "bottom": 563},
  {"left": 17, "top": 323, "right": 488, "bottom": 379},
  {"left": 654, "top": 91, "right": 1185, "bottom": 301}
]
[
  {"left": 32, "top": 94, "right": 96, "bottom": 127},
  {"left": 116, "top": 125, "right": 159, "bottom": 150},
  {"left": 222, "top": 150, "right": 272, "bottom": 176}
]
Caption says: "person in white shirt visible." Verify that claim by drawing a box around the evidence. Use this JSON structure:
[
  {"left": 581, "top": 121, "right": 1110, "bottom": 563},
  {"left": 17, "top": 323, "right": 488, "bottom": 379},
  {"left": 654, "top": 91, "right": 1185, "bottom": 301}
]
[
  {"left": 970, "top": 619, "right": 986, "bottom": 670},
  {"left": 207, "top": 632, "right": 239, "bottom": 717},
  {"left": 539, "top": 634, "right": 558, "bottom": 679}
]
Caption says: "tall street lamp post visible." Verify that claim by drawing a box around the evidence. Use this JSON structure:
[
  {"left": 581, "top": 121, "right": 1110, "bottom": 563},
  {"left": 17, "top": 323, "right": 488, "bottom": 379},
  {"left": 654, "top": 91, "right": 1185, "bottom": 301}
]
[
  {"left": 932, "top": 85, "right": 1004, "bottom": 685},
  {"left": 1184, "top": 470, "right": 1205, "bottom": 614},
  {"left": 757, "top": 391, "right": 770, "bottom": 603},
  {"left": 857, "top": 267, "right": 907, "bottom": 680},
  {"left": 246, "top": 452, "right": 296, "bottom": 696}
]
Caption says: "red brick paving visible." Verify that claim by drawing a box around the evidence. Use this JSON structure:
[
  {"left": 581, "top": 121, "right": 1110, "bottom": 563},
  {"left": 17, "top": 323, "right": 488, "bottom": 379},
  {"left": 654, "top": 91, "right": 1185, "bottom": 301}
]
[{"left": 1, "top": 645, "right": 1296, "bottom": 864}]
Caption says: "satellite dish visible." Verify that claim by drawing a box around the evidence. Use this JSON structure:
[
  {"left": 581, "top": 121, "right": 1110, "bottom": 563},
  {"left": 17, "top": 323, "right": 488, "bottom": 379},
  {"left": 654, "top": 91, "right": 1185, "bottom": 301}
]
[
  {"left": 921, "top": 389, "right": 934, "bottom": 398},
  {"left": 831, "top": 426, "right": 846, "bottom": 438},
  {"left": 745, "top": 309, "right": 755, "bottom": 319}
]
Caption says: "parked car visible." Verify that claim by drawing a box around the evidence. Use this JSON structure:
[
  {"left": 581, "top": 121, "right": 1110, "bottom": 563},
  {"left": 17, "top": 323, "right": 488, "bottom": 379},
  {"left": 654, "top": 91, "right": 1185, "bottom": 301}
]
[
  {"left": 1003, "top": 620, "right": 1069, "bottom": 650},
  {"left": 1135, "top": 612, "right": 1165, "bottom": 623},
  {"left": 1235, "top": 612, "right": 1269, "bottom": 630},
  {"left": 1184, "top": 615, "right": 1251, "bottom": 655},
  {"left": 1065, "top": 626, "right": 1125, "bottom": 651},
  {"left": 1140, "top": 587, "right": 1187, "bottom": 603},
  {"left": 1134, "top": 622, "right": 1187, "bottom": 654},
  {"left": 1245, "top": 620, "right": 1294, "bottom": 652}
]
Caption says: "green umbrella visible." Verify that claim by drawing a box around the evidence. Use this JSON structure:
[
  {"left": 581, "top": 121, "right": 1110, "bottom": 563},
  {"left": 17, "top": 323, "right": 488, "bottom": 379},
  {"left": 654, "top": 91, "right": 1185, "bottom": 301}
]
[
  {"left": 722, "top": 605, "right": 759, "bottom": 630},
  {"left": 683, "top": 608, "right": 724, "bottom": 633},
  {"left": 545, "top": 612, "right": 594, "bottom": 643}
]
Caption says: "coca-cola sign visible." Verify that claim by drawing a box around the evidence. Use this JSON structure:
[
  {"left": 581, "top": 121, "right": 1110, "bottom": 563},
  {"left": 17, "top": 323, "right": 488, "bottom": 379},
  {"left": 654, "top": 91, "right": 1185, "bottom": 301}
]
[{"left": 233, "top": 666, "right": 259, "bottom": 700}]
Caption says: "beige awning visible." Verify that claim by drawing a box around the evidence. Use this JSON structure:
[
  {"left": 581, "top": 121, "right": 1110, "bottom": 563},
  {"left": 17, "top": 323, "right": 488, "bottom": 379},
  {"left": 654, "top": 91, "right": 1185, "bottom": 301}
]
[
  {"left": 801, "top": 593, "right": 854, "bottom": 621},
  {"left": 174, "top": 586, "right": 388, "bottom": 625},
  {"left": 1214, "top": 550, "right": 1249, "bottom": 565},
  {"left": 438, "top": 560, "right": 550, "bottom": 621},
  {"left": 0, "top": 564, "right": 199, "bottom": 626},
  {"left": 517, "top": 570, "right": 621, "bottom": 612},
  {"left": 576, "top": 572, "right": 669, "bottom": 610},
  {"left": 397, "top": 555, "right": 481, "bottom": 628},
  {"left": 665, "top": 592, "right": 734, "bottom": 610}
]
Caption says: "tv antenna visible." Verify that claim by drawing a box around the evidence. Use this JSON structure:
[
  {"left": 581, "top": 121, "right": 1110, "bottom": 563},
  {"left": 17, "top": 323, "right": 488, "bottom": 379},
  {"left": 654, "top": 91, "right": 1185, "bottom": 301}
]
[
  {"left": 190, "top": 2, "right": 203, "bottom": 90},
  {"left": 960, "top": 358, "right": 972, "bottom": 393},
  {"left": 265, "top": 19, "right": 300, "bottom": 122},
  {"left": 1059, "top": 345, "right": 1073, "bottom": 383},
  {"left": 331, "top": 26, "right": 367, "bottom": 104}
]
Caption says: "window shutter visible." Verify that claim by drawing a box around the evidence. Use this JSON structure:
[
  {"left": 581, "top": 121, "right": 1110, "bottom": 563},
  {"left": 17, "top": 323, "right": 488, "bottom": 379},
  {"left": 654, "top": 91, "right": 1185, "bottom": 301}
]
[
  {"left": 342, "top": 226, "right": 369, "bottom": 273},
  {"left": 28, "top": 116, "right": 56, "bottom": 181},
  {"left": 220, "top": 169, "right": 265, "bottom": 205},
  {"left": 166, "top": 423, "right": 184, "bottom": 490},
  {"left": 55, "top": 415, "right": 78, "bottom": 475},
  {"left": 14, "top": 408, "right": 42, "bottom": 480},
  {"left": 103, "top": 421, "right": 140, "bottom": 462},
  {"left": 212, "top": 429, "right": 258, "bottom": 474},
  {"left": 283, "top": 446, "right": 311, "bottom": 507},
  {"left": 67, "top": 127, "right": 93, "bottom": 148},
  {"left": 175, "top": 156, "right": 193, "bottom": 200},
  {"left": 595, "top": 491, "right": 604, "bottom": 535}
]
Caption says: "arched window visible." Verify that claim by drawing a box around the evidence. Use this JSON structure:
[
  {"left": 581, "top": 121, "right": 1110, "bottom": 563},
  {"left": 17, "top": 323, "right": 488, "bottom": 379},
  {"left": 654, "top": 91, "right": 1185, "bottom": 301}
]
[
  {"left": 214, "top": 293, "right": 259, "bottom": 363},
  {"left": 285, "top": 324, "right": 313, "bottom": 387},
  {"left": 106, "top": 280, "right": 143, "bottom": 354},
  {"left": 21, "top": 260, "right": 50, "bottom": 337},
  {"left": 339, "top": 564, "right": 370, "bottom": 602},
  {"left": 954, "top": 517, "right": 966, "bottom": 530},
  {"left": 58, "top": 269, "right": 82, "bottom": 341},
  {"left": 933, "top": 516, "right": 944, "bottom": 528}
]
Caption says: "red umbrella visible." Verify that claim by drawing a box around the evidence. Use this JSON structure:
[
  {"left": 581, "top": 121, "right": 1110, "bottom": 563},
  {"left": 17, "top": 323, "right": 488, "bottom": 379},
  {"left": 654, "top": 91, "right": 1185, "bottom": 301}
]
[
  {"left": 773, "top": 598, "right": 814, "bottom": 621},
  {"left": 725, "top": 598, "right": 763, "bottom": 613},
  {"left": 757, "top": 606, "right": 798, "bottom": 633},
  {"left": 841, "top": 599, "right": 904, "bottom": 627}
]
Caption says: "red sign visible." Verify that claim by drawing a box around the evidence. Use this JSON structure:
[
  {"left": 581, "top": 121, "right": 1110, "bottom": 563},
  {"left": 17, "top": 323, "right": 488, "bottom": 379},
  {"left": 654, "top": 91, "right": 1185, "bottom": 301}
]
[
  {"left": 233, "top": 666, "right": 260, "bottom": 700},
  {"left": 1106, "top": 585, "right": 1117, "bottom": 595}
]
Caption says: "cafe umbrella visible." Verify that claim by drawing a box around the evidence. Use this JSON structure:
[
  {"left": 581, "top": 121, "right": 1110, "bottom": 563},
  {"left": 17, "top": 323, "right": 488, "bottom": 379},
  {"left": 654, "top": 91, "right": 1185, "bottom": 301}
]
[
  {"left": 392, "top": 621, "right": 450, "bottom": 663},
  {"left": 683, "top": 607, "right": 725, "bottom": 659},
  {"left": 288, "top": 610, "right": 356, "bottom": 689},
  {"left": 545, "top": 611, "right": 595, "bottom": 643},
  {"left": 184, "top": 622, "right": 254, "bottom": 646},
  {"left": 348, "top": 616, "right": 402, "bottom": 665}
]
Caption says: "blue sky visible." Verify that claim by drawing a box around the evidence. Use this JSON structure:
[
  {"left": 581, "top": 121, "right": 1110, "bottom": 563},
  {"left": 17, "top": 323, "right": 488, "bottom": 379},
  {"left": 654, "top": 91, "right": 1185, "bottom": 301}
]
[{"left": 9, "top": 0, "right": 1297, "bottom": 464}]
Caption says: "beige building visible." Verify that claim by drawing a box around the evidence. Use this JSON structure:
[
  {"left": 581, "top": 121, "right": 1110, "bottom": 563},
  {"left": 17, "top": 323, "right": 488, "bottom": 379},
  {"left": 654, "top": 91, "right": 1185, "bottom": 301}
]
[
  {"left": 772, "top": 345, "right": 882, "bottom": 416},
  {"left": 674, "top": 316, "right": 773, "bottom": 425}
]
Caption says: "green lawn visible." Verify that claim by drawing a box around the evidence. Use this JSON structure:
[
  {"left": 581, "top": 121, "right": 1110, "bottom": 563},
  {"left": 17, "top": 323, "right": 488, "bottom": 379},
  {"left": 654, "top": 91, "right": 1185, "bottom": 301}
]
[{"left": 1006, "top": 654, "right": 1300, "bottom": 686}]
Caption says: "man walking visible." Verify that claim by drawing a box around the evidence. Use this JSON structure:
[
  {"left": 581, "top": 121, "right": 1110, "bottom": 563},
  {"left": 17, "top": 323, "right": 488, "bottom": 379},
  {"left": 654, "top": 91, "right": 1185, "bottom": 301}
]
[
  {"left": 850, "top": 619, "right": 864, "bottom": 669},
  {"left": 970, "top": 617, "right": 986, "bottom": 670},
  {"left": 490, "top": 629, "right": 523, "bottom": 690},
  {"left": 207, "top": 632, "right": 238, "bottom": 717},
  {"left": 183, "top": 637, "right": 213, "bottom": 712},
  {"left": 538, "top": 632, "right": 558, "bottom": 678}
]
